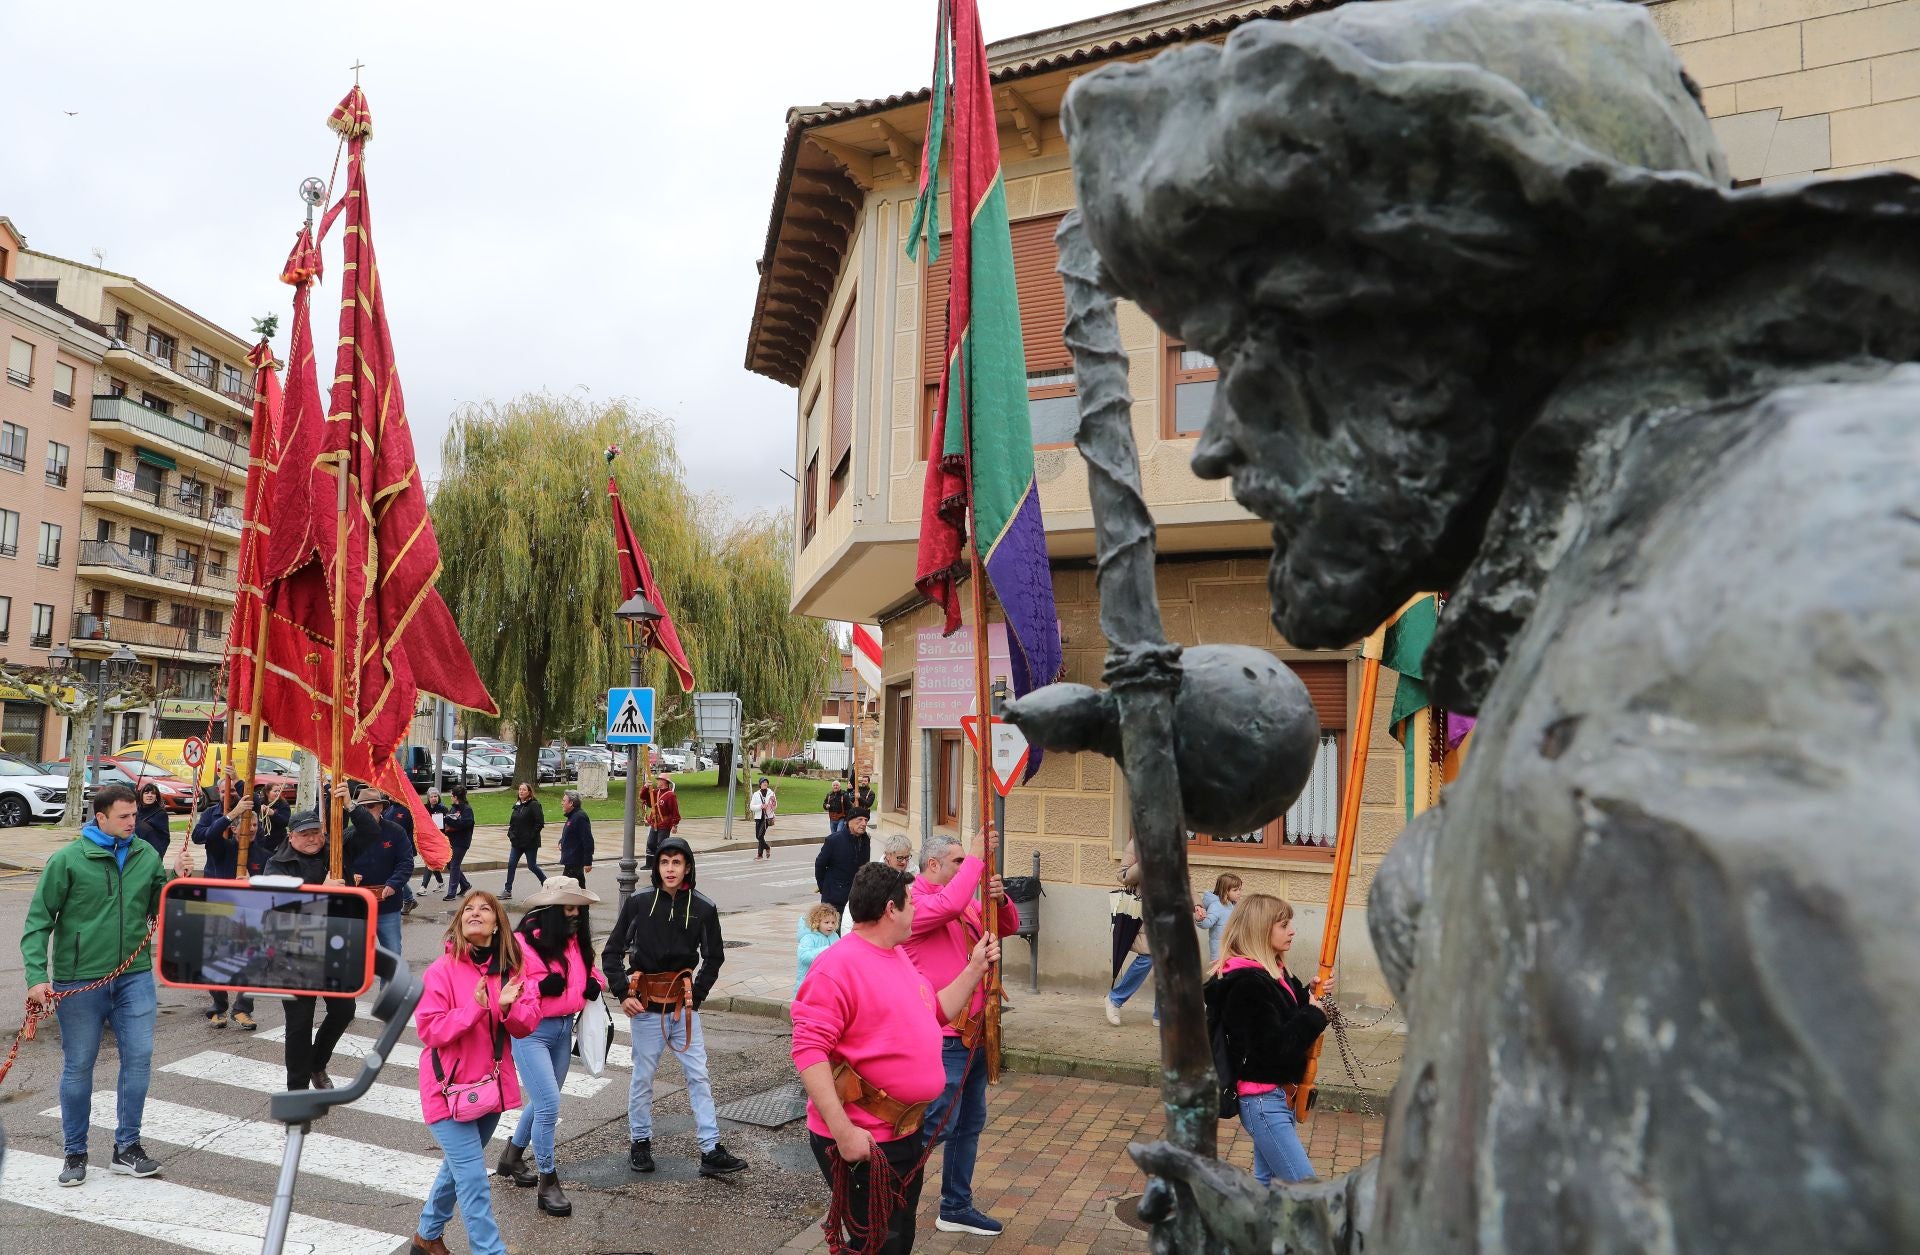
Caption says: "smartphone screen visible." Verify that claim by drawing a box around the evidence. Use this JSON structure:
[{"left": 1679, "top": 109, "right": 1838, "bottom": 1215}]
[{"left": 159, "top": 881, "right": 376, "bottom": 998}]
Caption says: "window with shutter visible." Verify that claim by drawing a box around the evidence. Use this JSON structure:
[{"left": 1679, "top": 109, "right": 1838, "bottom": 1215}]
[
  {"left": 919, "top": 212, "right": 1073, "bottom": 456},
  {"left": 802, "top": 451, "right": 820, "bottom": 548},
  {"left": 829, "top": 297, "right": 857, "bottom": 510}
]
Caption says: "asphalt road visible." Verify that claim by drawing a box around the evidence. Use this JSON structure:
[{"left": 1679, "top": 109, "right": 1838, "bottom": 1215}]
[{"left": 0, "top": 840, "right": 834, "bottom": 1255}]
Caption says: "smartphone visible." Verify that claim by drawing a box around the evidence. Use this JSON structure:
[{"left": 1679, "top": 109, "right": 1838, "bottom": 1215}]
[{"left": 158, "top": 879, "right": 379, "bottom": 998}]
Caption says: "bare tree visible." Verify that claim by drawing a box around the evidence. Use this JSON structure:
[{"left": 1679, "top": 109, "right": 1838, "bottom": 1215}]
[{"left": 0, "top": 661, "right": 162, "bottom": 828}]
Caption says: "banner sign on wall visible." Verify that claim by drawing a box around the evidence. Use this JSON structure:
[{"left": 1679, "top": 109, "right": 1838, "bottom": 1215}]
[{"left": 914, "top": 624, "right": 1012, "bottom": 729}]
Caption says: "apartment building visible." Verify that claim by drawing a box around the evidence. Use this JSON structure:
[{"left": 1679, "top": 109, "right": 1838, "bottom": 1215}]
[
  {"left": 13, "top": 238, "right": 255, "bottom": 749},
  {"left": 0, "top": 219, "right": 105, "bottom": 760},
  {"left": 744, "top": 0, "right": 1920, "bottom": 997}
]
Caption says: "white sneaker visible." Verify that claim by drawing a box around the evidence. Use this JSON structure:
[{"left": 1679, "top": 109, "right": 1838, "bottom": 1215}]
[{"left": 1104, "top": 997, "right": 1121, "bottom": 1027}]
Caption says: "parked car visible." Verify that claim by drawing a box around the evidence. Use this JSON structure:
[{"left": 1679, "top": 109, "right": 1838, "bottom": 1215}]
[
  {"left": 658, "top": 748, "right": 692, "bottom": 773},
  {"left": 538, "top": 747, "right": 573, "bottom": 782},
  {"left": 0, "top": 758, "right": 70, "bottom": 827},
  {"left": 442, "top": 755, "right": 503, "bottom": 787},
  {"left": 471, "top": 752, "right": 519, "bottom": 782},
  {"left": 57, "top": 757, "right": 197, "bottom": 812}
]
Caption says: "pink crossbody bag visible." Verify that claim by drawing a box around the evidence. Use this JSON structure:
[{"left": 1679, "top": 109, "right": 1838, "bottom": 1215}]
[{"left": 432, "top": 981, "right": 506, "bottom": 1122}]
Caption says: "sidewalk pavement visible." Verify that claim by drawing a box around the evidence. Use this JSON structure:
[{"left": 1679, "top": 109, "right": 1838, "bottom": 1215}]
[
  {"left": 0, "top": 812, "right": 805, "bottom": 876},
  {"left": 772, "top": 1069, "right": 1384, "bottom": 1255}
]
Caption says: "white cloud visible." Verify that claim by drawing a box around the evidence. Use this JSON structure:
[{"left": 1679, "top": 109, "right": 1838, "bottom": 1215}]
[{"left": 1, "top": 0, "right": 1118, "bottom": 515}]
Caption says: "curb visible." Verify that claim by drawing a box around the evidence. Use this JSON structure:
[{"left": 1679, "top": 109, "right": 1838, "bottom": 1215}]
[{"left": 707, "top": 996, "right": 1392, "bottom": 1108}]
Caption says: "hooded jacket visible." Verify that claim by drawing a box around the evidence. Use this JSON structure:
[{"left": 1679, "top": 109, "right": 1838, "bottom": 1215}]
[
  {"left": 21, "top": 822, "right": 170, "bottom": 986},
  {"left": 600, "top": 835, "right": 724, "bottom": 1010},
  {"left": 414, "top": 939, "right": 541, "bottom": 1124}
]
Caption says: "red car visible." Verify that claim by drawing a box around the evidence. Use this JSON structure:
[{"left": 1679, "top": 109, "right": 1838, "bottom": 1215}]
[{"left": 57, "top": 757, "right": 199, "bottom": 813}]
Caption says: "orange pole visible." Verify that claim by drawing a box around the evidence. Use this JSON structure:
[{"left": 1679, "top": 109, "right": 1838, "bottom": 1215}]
[
  {"left": 327, "top": 454, "right": 350, "bottom": 882},
  {"left": 967, "top": 545, "right": 1001, "bottom": 1083},
  {"left": 234, "top": 612, "right": 269, "bottom": 876},
  {"left": 1293, "top": 652, "right": 1381, "bottom": 1118}
]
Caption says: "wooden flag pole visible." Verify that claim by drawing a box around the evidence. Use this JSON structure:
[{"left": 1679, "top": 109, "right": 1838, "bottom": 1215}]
[
  {"left": 235, "top": 612, "right": 270, "bottom": 876},
  {"left": 327, "top": 452, "right": 350, "bottom": 881},
  {"left": 1292, "top": 649, "right": 1382, "bottom": 1119},
  {"left": 967, "top": 543, "right": 1003, "bottom": 1083}
]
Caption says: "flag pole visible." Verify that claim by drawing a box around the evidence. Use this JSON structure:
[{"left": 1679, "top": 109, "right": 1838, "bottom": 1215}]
[
  {"left": 967, "top": 539, "right": 1003, "bottom": 1083},
  {"left": 1292, "top": 648, "right": 1381, "bottom": 1119},
  {"left": 327, "top": 449, "right": 350, "bottom": 880},
  {"left": 236, "top": 613, "right": 270, "bottom": 874}
]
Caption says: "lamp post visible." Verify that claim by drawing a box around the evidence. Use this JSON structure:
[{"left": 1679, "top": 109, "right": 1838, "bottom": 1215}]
[
  {"left": 51, "top": 643, "right": 139, "bottom": 821},
  {"left": 615, "top": 593, "right": 664, "bottom": 909}
]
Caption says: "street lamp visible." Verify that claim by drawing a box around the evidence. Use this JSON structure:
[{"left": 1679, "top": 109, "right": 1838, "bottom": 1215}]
[{"left": 614, "top": 593, "right": 664, "bottom": 909}]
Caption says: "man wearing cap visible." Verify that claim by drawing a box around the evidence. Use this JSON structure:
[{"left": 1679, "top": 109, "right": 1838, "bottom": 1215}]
[
  {"left": 814, "top": 808, "right": 872, "bottom": 914},
  {"left": 345, "top": 786, "right": 415, "bottom": 968},
  {"left": 792, "top": 862, "right": 998, "bottom": 1255},
  {"left": 266, "top": 784, "right": 375, "bottom": 1089},
  {"left": 558, "top": 790, "right": 593, "bottom": 885},
  {"left": 601, "top": 834, "right": 748, "bottom": 1179},
  {"left": 903, "top": 824, "right": 1016, "bottom": 1237}
]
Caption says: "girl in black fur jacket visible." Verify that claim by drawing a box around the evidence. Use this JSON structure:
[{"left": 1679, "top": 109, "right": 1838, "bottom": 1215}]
[{"left": 1203, "top": 893, "right": 1333, "bottom": 1184}]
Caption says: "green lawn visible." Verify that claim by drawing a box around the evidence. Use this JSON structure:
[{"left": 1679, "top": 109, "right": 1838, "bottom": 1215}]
[{"left": 464, "top": 770, "right": 834, "bottom": 827}]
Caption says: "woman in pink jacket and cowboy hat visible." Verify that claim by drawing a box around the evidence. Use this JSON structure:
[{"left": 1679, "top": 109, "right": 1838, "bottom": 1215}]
[
  {"left": 492, "top": 874, "right": 602, "bottom": 1219},
  {"left": 408, "top": 890, "right": 540, "bottom": 1255}
]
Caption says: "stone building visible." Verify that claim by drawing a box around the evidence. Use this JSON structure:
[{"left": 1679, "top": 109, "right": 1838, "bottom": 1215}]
[
  {"left": 748, "top": 0, "right": 1920, "bottom": 999},
  {"left": 0, "top": 219, "right": 105, "bottom": 760},
  {"left": 12, "top": 237, "right": 257, "bottom": 749}
]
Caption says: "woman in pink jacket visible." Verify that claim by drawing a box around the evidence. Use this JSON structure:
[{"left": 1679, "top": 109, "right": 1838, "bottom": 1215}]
[
  {"left": 492, "top": 875, "right": 602, "bottom": 1218},
  {"left": 407, "top": 890, "right": 539, "bottom": 1255}
]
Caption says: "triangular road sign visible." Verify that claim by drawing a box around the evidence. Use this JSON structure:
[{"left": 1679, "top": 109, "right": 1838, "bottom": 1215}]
[{"left": 959, "top": 715, "right": 1031, "bottom": 797}]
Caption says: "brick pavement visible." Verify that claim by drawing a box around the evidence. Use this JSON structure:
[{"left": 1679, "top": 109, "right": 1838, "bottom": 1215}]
[{"left": 772, "top": 1070, "right": 1385, "bottom": 1253}]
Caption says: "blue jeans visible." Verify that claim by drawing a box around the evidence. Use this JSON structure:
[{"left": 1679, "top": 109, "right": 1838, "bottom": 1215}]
[
  {"left": 628, "top": 1009, "right": 718, "bottom": 1152},
  {"left": 419, "top": 1112, "right": 505, "bottom": 1255},
  {"left": 53, "top": 970, "right": 156, "bottom": 1156},
  {"left": 504, "top": 847, "right": 545, "bottom": 894},
  {"left": 1240, "top": 1091, "right": 1315, "bottom": 1184},
  {"left": 922, "top": 1036, "right": 990, "bottom": 1216},
  {"left": 1109, "top": 952, "right": 1159, "bottom": 1017},
  {"left": 510, "top": 1015, "right": 573, "bottom": 1171},
  {"left": 375, "top": 909, "right": 402, "bottom": 960},
  {"left": 446, "top": 842, "right": 473, "bottom": 895}
]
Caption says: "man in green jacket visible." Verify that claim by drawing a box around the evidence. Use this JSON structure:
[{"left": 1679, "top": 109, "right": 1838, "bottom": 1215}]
[{"left": 22, "top": 783, "right": 191, "bottom": 1186}]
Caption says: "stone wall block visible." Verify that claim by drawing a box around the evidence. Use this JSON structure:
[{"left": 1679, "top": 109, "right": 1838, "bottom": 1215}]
[
  {"left": 1002, "top": 791, "right": 1040, "bottom": 834},
  {"left": 1041, "top": 792, "right": 1113, "bottom": 838},
  {"left": 1736, "top": 60, "right": 1873, "bottom": 114},
  {"left": 1874, "top": 48, "right": 1920, "bottom": 99},
  {"left": 1829, "top": 95, "right": 1920, "bottom": 162},
  {"left": 1735, "top": 0, "right": 1868, "bottom": 33},
  {"left": 1680, "top": 25, "right": 1804, "bottom": 85},
  {"left": 1803, "top": 0, "right": 1920, "bottom": 67},
  {"left": 1649, "top": 0, "right": 1736, "bottom": 43}
]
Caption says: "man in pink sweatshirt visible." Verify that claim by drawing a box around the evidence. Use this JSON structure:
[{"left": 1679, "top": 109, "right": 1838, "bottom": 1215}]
[
  {"left": 791, "top": 861, "right": 997, "bottom": 1255},
  {"left": 902, "top": 826, "right": 1017, "bottom": 1236}
]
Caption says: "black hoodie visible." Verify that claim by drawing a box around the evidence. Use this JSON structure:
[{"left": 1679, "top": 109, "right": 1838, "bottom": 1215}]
[{"left": 600, "top": 835, "right": 724, "bottom": 1010}]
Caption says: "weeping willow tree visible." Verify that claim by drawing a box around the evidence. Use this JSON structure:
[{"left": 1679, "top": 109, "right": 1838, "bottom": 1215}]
[{"left": 431, "top": 393, "right": 833, "bottom": 785}]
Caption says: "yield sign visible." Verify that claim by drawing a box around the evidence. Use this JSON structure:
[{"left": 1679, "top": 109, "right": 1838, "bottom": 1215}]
[{"left": 959, "top": 715, "right": 1030, "bottom": 797}]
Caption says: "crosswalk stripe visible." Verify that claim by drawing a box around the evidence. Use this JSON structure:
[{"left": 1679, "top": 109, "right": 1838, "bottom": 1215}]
[
  {"left": 256, "top": 1027, "right": 614, "bottom": 1097},
  {"left": 762, "top": 877, "right": 818, "bottom": 888},
  {"left": 703, "top": 864, "right": 814, "bottom": 883},
  {"left": 163, "top": 1051, "right": 423, "bottom": 1122},
  {"left": 0, "top": 1149, "right": 404, "bottom": 1255},
  {"left": 47, "top": 1095, "right": 443, "bottom": 1198}
]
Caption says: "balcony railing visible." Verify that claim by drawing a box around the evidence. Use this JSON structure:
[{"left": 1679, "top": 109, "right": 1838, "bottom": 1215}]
[
  {"left": 110, "top": 331, "right": 258, "bottom": 409},
  {"left": 91, "top": 393, "right": 246, "bottom": 468},
  {"left": 77, "top": 539, "right": 238, "bottom": 594},
  {"left": 86, "top": 464, "right": 241, "bottom": 529},
  {"left": 30, "top": 632, "right": 52, "bottom": 649},
  {"left": 73, "top": 609, "right": 219, "bottom": 655},
  {"left": 0, "top": 450, "right": 23, "bottom": 473},
  {"left": 47, "top": 463, "right": 69, "bottom": 487}
]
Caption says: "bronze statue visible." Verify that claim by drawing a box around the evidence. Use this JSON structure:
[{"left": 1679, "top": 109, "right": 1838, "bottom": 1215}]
[{"left": 1009, "top": 1, "right": 1920, "bottom": 1250}]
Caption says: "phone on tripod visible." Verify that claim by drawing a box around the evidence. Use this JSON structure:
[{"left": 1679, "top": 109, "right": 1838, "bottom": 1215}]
[{"left": 157, "top": 879, "right": 378, "bottom": 998}]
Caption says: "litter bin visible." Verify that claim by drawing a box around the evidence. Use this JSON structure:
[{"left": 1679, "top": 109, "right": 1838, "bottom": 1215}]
[{"left": 1002, "top": 854, "right": 1044, "bottom": 992}]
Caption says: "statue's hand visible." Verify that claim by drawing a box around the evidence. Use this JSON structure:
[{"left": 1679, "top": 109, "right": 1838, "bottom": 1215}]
[{"left": 1131, "top": 1139, "right": 1365, "bottom": 1255}]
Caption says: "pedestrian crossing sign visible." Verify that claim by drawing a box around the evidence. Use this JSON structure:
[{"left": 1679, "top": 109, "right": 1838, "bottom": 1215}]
[{"left": 606, "top": 686, "right": 655, "bottom": 745}]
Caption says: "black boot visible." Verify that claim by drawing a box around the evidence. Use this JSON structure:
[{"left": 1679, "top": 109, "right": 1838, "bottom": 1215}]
[
  {"left": 628, "top": 1137, "right": 655, "bottom": 1172},
  {"left": 537, "top": 1171, "right": 573, "bottom": 1217},
  {"left": 495, "top": 1139, "right": 536, "bottom": 1187}
]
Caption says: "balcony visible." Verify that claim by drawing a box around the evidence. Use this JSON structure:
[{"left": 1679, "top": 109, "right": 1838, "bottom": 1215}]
[
  {"left": 72, "top": 610, "right": 220, "bottom": 658},
  {"left": 77, "top": 538, "right": 238, "bottom": 601},
  {"left": 90, "top": 393, "right": 246, "bottom": 473},
  {"left": 104, "top": 332, "right": 255, "bottom": 418},
  {"left": 83, "top": 464, "right": 242, "bottom": 534}
]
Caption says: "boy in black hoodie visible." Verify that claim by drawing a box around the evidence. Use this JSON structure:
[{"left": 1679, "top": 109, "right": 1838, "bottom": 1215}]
[{"left": 601, "top": 835, "right": 747, "bottom": 1179}]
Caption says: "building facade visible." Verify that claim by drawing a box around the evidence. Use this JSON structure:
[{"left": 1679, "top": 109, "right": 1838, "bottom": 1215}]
[
  {"left": 11, "top": 237, "right": 256, "bottom": 753},
  {"left": 746, "top": 0, "right": 1920, "bottom": 1000},
  {"left": 0, "top": 220, "right": 106, "bottom": 760}
]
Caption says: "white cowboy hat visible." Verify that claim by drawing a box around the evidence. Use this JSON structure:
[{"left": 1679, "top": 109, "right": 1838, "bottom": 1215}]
[{"left": 519, "top": 876, "right": 601, "bottom": 909}]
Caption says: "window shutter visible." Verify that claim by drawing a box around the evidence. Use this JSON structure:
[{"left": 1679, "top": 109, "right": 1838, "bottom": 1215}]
[
  {"left": 1288, "top": 660, "right": 1349, "bottom": 729},
  {"left": 830, "top": 299, "right": 857, "bottom": 469},
  {"left": 921, "top": 212, "right": 1070, "bottom": 380}
]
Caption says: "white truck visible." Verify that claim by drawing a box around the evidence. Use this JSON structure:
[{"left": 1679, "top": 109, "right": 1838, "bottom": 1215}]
[{"left": 808, "top": 723, "right": 851, "bottom": 773}]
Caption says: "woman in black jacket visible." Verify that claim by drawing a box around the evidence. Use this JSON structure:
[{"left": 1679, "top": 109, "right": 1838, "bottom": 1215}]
[
  {"left": 134, "top": 783, "right": 171, "bottom": 860},
  {"left": 1203, "top": 893, "right": 1333, "bottom": 1184},
  {"left": 503, "top": 783, "right": 547, "bottom": 901},
  {"left": 441, "top": 785, "right": 476, "bottom": 901}
]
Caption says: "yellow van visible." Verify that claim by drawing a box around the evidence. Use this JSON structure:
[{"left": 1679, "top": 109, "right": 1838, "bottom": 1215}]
[{"left": 116, "top": 738, "right": 305, "bottom": 788}]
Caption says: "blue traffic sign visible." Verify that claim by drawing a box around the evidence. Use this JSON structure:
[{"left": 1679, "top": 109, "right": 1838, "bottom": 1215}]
[{"left": 605, "top": 687, "right": 655, "bottom": 745}]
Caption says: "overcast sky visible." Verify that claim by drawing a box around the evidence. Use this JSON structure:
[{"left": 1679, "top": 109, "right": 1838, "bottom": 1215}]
[{"left": 0, "top": 0, "right": 1119, "bottom": 517}]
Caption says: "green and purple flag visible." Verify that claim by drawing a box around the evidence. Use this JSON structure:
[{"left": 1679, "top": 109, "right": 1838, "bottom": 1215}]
[{"left": 909, "top": 0, "right": 1062, "bottom": 727}]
